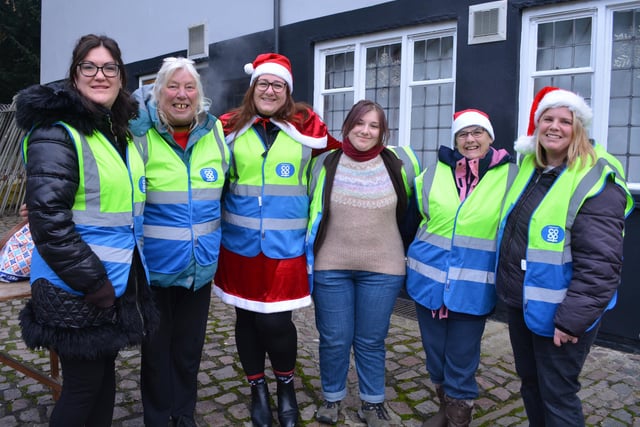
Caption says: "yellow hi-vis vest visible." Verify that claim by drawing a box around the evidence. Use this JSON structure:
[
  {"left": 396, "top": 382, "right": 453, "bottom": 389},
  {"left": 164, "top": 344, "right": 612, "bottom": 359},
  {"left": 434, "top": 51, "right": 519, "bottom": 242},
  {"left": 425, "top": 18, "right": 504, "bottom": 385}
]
[
  {"left": 25, "top": 122, "right": 146, "bottom": 297},
  {"left": 406, "top": 160, "right": 517, "bottom": 315},
  {"left": 135, "top": 122, "right": 229, "bottom": 275},
  {"left": 222, "top": 128, "right": 312, "bottom": 259},
  {"left": 499, "top": 144, "right": 633, "bottom": 336}
]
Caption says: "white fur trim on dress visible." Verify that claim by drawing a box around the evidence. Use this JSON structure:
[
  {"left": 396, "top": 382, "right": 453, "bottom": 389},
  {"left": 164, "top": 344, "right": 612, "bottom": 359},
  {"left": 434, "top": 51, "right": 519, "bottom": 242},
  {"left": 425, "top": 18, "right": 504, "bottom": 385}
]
[{"left": 225, "top": 117, "right": 328, "bottom": 149}]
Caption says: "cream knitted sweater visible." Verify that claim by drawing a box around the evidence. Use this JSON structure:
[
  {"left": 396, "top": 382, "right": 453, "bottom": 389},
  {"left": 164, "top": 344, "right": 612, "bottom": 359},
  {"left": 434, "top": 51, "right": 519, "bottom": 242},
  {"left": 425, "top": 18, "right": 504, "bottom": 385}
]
[{"left": 314, "top": 154, "right": 406, "bottom": 275}]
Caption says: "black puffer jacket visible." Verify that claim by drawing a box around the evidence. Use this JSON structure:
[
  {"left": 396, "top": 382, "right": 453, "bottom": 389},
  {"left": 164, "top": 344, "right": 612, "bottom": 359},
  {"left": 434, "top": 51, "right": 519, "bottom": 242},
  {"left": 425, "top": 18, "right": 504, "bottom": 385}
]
[
  {"left": 496, "top": 165, "right": 627, "bottom": 337},
  {"left": 14, "top": 82, "right": 158, "bottom": 359}
]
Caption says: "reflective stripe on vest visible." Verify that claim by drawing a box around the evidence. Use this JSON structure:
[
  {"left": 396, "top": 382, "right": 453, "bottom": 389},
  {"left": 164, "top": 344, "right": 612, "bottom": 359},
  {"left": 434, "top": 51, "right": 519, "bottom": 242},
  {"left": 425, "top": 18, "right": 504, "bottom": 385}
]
[
  {"left": 135, "top": 121, "right": 229, "bottom": 274},
  {"left": 222, "top": 128, "right": 312, "bottom": 258},
  {"left": 406, "top": 160, "right": 517, "bottom": 315},
  {"left": 26, "top": 122, "right": 146, "bottom": 297},
  {"left": 502, "top": 147, "right": 632, "bottom": 336}
]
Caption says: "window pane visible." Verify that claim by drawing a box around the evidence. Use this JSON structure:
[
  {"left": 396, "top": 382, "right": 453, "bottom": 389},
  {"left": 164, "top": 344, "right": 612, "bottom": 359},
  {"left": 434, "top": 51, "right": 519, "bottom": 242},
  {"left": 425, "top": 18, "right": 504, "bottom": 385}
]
[
  {"left": 609, "top": 8, "right": 640, "bottom": 181},
  {"left": 365, "top": 44, "right": 402, "bottom": 145},
  {"left": 536, "top": 18, "right": 591, "bottom": 71},
  {"left": 325, "top": 51, "right": 354, "bottom": 90},
  {"left": 323, "top": 92, "right": 354, "bottom": 138},
  {"left": 410, "top": 83, "right": 454, "bottom": 165}
]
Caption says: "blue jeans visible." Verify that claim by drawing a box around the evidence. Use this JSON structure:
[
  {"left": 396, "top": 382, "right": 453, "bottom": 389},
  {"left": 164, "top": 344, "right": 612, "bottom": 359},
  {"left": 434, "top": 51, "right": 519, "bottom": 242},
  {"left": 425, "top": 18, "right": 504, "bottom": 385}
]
[
  {"left": 313, "top": 270, "right": 404, "bottom": 403},
  {"left": 507, "top": 306, "right": 598, "bottom": 427},
  {"left": 415, "top": 303, "right": 486, "bottom": 399}
]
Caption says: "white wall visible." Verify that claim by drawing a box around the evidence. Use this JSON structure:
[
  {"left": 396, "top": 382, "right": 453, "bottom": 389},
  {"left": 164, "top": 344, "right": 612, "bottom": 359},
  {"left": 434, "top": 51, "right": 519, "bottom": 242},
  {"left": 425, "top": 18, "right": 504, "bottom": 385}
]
[{"left": 41, "top": 0, "right": 393, "bottom": 83}]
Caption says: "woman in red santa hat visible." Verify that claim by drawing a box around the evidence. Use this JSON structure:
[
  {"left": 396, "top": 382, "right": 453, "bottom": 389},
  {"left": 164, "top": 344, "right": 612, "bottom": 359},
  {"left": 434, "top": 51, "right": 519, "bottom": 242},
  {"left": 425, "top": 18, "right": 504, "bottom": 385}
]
[
  {"left": 496, "top": 86, "right": 633, "bottom": 426},
  {"left": 213, "top": 52, "right": 340, "bottom": 427}
]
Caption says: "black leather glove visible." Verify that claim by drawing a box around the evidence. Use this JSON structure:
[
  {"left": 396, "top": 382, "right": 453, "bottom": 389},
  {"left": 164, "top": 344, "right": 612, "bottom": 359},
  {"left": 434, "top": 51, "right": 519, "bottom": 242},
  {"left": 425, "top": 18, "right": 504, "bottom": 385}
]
[{"left": 83, "top": 278, "right": 116, "bottom": 308}]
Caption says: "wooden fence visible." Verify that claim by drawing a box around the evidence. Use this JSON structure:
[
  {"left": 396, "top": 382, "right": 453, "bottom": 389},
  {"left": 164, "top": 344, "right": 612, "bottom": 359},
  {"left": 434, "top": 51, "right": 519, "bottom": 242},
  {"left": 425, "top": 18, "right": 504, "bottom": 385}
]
[{"left": 0, "top": 103, "right": 26, "bottom": 217}]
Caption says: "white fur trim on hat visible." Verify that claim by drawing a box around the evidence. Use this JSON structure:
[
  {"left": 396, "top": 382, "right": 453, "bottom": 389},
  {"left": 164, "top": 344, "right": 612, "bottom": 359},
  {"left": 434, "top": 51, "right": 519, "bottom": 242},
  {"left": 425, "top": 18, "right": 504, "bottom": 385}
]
[
  {"left": 533, "top": 89, "right": 592, "bottom": 129},
  {"left": 248, "top": 62, "right": 293, "bottom": 93},
  {"left": 452, "top": 109, "right": 495, "bottom": 142}
]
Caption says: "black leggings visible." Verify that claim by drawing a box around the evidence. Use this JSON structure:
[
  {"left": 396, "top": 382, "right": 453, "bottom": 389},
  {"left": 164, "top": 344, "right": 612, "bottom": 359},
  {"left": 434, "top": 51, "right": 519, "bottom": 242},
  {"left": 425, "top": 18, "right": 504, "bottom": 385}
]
[
  {"left": 235, "top": 307, "right": 297, "bottom": 377},
  {"left": 50, "top": 352, "right": 117, "bottom": 427}
]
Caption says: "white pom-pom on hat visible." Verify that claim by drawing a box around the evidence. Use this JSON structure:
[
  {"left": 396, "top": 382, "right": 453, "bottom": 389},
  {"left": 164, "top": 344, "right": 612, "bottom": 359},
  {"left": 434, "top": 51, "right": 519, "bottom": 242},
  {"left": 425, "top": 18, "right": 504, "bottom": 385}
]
[{"left": 244, "top": 63, "right": 255, "bottom": 75}]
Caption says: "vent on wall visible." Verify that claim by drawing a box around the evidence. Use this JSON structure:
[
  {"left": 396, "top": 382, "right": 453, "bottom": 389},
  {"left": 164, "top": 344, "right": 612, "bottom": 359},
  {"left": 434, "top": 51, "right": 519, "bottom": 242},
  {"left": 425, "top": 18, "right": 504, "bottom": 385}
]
[
  {"left": 468, "top": 0, "right": 507, "bottom": 45},
  {"left": 188, "top": 24, "right": 208, "bottom": 59}
]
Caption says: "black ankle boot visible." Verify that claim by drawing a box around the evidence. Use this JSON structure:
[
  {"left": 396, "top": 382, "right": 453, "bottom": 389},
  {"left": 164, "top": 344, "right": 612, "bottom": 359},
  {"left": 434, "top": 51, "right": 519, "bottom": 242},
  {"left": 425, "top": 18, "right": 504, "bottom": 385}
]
[
  {"left": 276, "top": 380, "right": 298, "bottom": 427},
  {"left": 251, "top": 382, "right": 272, "bottom": 427}
]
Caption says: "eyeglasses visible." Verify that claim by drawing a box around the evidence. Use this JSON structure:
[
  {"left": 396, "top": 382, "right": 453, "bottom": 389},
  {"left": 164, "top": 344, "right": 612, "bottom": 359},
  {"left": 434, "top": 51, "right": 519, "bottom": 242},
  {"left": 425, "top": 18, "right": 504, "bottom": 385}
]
[
  {"left": 77, "top": 62, "right": 120, "bottom": 78},
  {"left": 456, "top": 128, "right": 485, "bottom": 140},
  {"left": 255, "top": 80, "right": 287, "bottom": 93}
]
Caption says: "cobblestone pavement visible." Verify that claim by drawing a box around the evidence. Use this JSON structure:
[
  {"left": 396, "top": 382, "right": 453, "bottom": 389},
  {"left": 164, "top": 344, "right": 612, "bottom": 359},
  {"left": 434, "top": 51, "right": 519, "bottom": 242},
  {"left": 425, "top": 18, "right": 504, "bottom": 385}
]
[{"left": 0, "top": 215, "right": 639, "bottom": 426}]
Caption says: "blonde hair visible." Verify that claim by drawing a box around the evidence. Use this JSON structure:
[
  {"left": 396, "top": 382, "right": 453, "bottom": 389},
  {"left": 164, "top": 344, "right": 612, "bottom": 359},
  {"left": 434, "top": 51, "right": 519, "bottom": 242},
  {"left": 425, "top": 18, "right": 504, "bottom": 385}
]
[{"left": 534, "top": 109, "right": 596, "bottom": 170}]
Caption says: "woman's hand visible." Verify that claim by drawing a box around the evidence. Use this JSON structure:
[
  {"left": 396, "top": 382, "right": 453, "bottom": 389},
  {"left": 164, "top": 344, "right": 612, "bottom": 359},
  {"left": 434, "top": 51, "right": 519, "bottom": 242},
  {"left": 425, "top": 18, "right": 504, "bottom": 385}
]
[{"left": 553, "top": 328, "right": 578, "bottom": 347}]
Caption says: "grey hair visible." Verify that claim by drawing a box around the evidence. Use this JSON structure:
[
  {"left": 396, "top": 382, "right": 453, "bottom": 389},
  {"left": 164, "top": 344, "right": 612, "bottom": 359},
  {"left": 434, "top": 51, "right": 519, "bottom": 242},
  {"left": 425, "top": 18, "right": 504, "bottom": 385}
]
[{"left": 152, "top": 57, "right": 211, "bottom": 129}]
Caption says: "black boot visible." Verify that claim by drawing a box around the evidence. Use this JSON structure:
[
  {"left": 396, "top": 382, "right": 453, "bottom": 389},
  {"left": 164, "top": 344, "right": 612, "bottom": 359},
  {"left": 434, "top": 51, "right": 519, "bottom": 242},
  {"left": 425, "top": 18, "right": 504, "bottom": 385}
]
[
  {"left": 251, "top": 382, "right": 273, "bottom": 427},
  {"left": 276, "top": 380, "right": 298, "bottom": 427}
]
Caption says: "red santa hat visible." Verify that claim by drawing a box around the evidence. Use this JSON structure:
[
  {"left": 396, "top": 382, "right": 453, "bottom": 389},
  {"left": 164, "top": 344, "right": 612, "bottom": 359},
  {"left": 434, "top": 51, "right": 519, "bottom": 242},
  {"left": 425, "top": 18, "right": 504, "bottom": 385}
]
[
  {"left": 514, "top": 86, "right": 593, "bottom": 155},
  {"left": 244, "top": 53, "right": 294, "bottom": 93},
  {"left": 452, "top": 109, "right": 495, "bottom": 143}
]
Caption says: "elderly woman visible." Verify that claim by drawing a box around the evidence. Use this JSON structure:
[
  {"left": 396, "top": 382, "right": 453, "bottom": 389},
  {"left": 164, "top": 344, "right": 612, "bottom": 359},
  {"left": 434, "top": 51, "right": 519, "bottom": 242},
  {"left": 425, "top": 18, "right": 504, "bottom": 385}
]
[
  {"left": 496, "top": 87, "right": 633, "bottom": 426},
  {"left": 129, "top": 57, "right": 230, "bottom": 427},
  {"left": 406, "top": 109, "right": 516, "bottom": 427}
]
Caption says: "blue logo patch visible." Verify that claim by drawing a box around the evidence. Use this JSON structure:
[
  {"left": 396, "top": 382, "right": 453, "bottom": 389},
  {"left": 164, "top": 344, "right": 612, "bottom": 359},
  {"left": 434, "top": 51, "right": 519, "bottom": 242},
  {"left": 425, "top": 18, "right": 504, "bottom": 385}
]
[
  {"left": 276, "top": 163, "right": 295, "bottom": 178},
  {"left": 541, "top": 225, "right": 564, "bottom": 244},
  {"left": 138, "top": 176, "right": 146, "bottom": 193},
  {"left": 200, "top": 168, "right": 219, "bottom": 182}
]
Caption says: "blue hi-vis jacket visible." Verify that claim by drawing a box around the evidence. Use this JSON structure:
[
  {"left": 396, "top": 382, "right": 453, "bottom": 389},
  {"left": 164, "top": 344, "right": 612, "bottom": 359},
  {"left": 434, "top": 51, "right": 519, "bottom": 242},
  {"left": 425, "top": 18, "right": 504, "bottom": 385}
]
[
  {"left": 26, "top": 122, "right": 146, "bottom": 297},
  {"left": 499, "top": 145, "right": 633, "bottom": 336},
  {"left": 406, "top": 158, "right": 517, "bottom": 315},
  {"left": 222, "top": 128, "right": 312, "bottom": 259}
]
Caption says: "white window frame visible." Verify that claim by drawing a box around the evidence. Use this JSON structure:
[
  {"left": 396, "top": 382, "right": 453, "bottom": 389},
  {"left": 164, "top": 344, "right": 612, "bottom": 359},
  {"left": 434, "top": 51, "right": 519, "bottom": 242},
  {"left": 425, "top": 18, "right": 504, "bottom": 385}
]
[
  {"left": 314, "top": 22, "right": 457, "bottom": 148},
  {"left": 519, "top": 0, "right": 640, "bottom": 189}
]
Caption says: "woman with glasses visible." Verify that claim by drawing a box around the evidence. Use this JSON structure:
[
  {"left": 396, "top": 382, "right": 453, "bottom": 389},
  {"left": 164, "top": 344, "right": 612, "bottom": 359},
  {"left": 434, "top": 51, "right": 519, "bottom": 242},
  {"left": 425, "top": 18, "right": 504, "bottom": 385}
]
[
  {"left": 129, "top": 57, "right": 230, "bottom": 427},
  {"left": 406, "top": 110, "right": 516, "bottom": 427},
  {"left": 213, "top": 53, "right": 339, "bottom": 427},
  {"left": 14, "top": 34, "right": 157, "bottom": 426}
]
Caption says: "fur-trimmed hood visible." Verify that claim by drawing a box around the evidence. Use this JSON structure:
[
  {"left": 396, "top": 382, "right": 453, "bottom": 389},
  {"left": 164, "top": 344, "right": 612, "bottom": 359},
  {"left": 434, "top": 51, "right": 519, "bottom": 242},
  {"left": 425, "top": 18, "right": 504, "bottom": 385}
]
[{"left": 14, "top": 81, "right": 109, "bottom": 136}]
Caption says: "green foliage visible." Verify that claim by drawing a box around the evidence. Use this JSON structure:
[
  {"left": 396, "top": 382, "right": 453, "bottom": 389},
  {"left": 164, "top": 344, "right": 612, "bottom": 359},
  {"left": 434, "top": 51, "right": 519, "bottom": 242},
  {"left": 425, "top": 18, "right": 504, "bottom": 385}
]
[{"left": 0, "top": 0, "right": 41, "bottom": 104}]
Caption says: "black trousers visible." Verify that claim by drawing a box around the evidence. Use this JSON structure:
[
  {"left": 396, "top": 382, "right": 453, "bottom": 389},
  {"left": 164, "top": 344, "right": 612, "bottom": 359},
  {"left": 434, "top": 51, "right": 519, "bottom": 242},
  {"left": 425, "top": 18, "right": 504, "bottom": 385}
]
[
  {"left": 235, "top": 307, "right": 297, "bottom": 377},
  {"left": 50, "top": 352, "right": 117, "bottom": 427},
  {"left": 141, "top": 282, "right": 211, "bottom": 426}
]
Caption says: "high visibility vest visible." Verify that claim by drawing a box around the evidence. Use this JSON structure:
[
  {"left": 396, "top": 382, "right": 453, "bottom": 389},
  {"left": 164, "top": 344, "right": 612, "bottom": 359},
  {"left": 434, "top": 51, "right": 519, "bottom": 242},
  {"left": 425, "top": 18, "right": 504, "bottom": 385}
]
[
  {"left": 306, "top": 146, "right": 421, "bottom": 289},
  {"left": 135, "top": 121, "right": 229, "bottom": 274},
  {"left": 25, "top": 122, "right": 146, "bottom": 297},
  {"left": 406, "top": 160, "right": 517, "bottom": 315},
  {"left": 222, "top": 128, "right": 312, "bottom": 259},
  {"left": 499, "top": 145, "right": 633, "bottom": 336}
]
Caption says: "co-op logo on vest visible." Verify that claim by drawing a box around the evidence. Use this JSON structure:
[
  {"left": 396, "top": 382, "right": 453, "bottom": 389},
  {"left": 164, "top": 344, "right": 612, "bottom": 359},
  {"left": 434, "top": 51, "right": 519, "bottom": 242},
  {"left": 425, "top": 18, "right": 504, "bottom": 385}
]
[
  {"left": 276, "top": 163, "right": 295, "bottom": 178},
  {"left": 200, "top": 167, "right": 219, "bottom": 182},
  {"left": 139, "top": 176, "right": 146, "bottom": 193},
  {"left": 541, "top": 225, "right": 565, "bottom": 243}
]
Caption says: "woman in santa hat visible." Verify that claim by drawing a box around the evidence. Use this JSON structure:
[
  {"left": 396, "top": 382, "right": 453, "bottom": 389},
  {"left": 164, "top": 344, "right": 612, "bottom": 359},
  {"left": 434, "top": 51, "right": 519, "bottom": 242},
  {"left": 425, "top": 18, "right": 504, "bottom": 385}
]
[
  {"left": 406, "top": 109, "right": 516, "bottom": 427},
  {"left": 213, "top": 52, "right": 340, "bottom": 427},
  {"left": 496, "top": 87, "right": 633, "bottom": 426}
]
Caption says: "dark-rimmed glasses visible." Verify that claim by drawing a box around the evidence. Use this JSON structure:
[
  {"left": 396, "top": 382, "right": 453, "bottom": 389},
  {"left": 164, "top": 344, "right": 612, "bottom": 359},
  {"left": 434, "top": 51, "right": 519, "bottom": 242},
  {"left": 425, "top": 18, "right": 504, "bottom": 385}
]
[
  {"left": 77, "top": 62, "right": 121, "bottom": 78},
  {"left": 456, "top": 128, "right": 485, "bottom": 140},
  {"left": 255, "top": 80, "right": 287, "bottom": 93}
]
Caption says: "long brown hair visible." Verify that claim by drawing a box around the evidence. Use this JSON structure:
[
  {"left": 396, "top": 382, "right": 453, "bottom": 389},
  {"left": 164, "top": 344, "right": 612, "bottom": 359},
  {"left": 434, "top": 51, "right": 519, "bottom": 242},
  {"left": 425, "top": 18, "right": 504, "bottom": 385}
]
[
  {"left": 226, "top": 79, "right": 311, "bottom": 135},
  {"left": 68, "top": 34, "right": 137, "bottom": 140}
]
